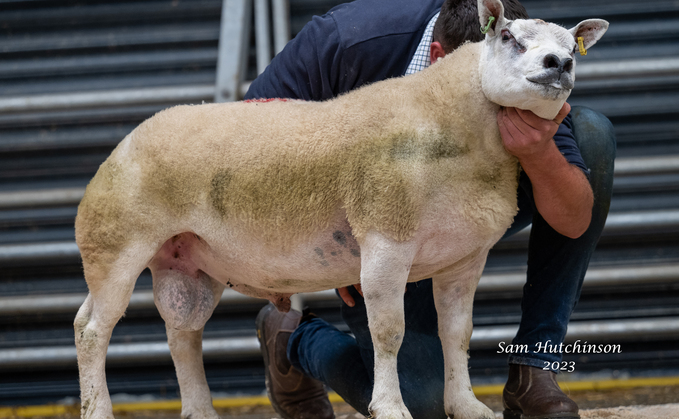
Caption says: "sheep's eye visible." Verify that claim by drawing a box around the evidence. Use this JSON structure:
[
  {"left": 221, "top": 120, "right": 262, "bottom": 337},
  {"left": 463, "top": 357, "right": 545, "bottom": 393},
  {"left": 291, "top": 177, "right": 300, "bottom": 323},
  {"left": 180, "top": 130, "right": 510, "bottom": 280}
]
[{"left": 501, "top": 29, "right": 513, "bottom": 42}]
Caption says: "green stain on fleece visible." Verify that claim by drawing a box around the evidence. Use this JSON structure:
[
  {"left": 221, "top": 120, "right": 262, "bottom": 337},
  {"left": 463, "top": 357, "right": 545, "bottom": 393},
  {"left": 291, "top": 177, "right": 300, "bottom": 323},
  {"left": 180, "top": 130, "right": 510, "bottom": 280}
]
[
  {"left": 209, "top": 170, "right": 233, "bottom": 218},
  {"left": 388, "top": 129, "right": 471, "bottom": 161},
  {"left": 206, "top": 127, "right": 469, "bottom": 244},
  {"left": 77, "top": 157, "right": 137, "bottom": 268}
]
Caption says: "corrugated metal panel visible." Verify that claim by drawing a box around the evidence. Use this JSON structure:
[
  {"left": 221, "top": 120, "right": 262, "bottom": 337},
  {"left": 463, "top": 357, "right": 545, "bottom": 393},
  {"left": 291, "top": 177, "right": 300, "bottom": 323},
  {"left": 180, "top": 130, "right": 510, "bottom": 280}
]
[
  {"left": 0, "top": 0, "right": 222, "bottom": 197},
  {"left": 0, "top": 0, "right": 678, "bottom": 406}
]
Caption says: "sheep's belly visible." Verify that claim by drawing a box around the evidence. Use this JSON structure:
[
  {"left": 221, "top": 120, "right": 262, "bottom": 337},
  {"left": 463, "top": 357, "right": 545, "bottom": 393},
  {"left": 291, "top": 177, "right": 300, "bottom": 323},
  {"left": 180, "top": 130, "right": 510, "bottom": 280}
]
[{"left": 160, "top": 202, "right": 509, "bottom": 296}]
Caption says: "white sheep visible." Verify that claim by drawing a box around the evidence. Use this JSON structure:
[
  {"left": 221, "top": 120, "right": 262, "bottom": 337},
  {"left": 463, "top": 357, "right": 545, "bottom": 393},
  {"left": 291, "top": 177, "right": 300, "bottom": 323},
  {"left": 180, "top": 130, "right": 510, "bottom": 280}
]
[{"left": 73, "top": 1, "right": 608, "bottom": 418}]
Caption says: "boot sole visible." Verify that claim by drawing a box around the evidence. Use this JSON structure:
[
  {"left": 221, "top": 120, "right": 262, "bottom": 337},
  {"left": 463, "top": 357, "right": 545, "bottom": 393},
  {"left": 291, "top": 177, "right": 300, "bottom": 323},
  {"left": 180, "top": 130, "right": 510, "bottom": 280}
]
[
  {"left": 255, "top": 303, "right": 295, "bottom": 419},
  {"left": 503, "top": 410, "right": 580, "bottom": 419}
]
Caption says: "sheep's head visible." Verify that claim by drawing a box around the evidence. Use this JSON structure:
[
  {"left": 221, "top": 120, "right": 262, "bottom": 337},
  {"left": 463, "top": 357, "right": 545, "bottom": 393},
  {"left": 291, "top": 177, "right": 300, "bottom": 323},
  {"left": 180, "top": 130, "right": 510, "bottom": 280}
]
[{"left": 477, "top": 0, "right": 608, "bottom": 119}]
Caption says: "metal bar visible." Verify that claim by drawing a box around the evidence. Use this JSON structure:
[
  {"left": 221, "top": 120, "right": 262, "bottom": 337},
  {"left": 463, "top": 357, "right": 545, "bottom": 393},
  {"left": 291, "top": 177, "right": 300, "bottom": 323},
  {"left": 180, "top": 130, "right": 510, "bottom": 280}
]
[
  {"left": 604, "top": 209, "right": 679, "bottom": 234},
  {"left": 614, "top": 155, "right": 679, "bottom": 176},
  {"left": 0, "top": 1, "right": 222, "bottom": 27},
  {"left": 254, "top": 0, "right": 272, "bottom": 74},
  {"left": 1, "top": 264, "right": 676, "bottom": 317},
  {"left": 569, "top": 93, "right": 679, "bottom": 118},
  {"left": 0, "top": 289, "right": 253, "bottom": 317},
  {"left": 0, "top": 125, "right": 135, "bottom": 153},
  {"left": 0, "top": 24, "right": 220, "bottom": 54},
  {"left": 0, "top": 294, "right": 90, "bottom": 316},
  {"left": 0, "top": 241, "right": 80, "bottom": 265},
  {"left": 271, "top": 0, "right": 290, "bottom": 54},
  {"left": 576, "top": 57, "right": 679, "bottom": 80},
  {"left": 0, "top": 104, "right": 168, "bottom": 129},
  {"left": 0, "top": 346, "right": 79, "bottom": 370},
  {"left": 526, "top": 1, "right": 679, "bottom": 21},
  {"left": 0, "top": 49, "right": 219, "bottom": 79},
  {"left": 508, "top": 208, "right": 679, "bottom": 242},
  {"left": 290, "top": 294, "right": 304, "bottom": 312},
  {"left": 0, "top": 188, "right": 85, "bottom": 209},
  {"left": 296, "top": 289, "right": 337, "bottom": 302},
  {"left": 476, "top": 263, "right": 679, "bottom": 293},
  {"left": 215, "top": 0, "right": 252, "bottom": 102},
  {"left": 0, "top": 85, "right": 215, "bottom": 113},
  {"left": 1, "top": 317, "right": 677, "bottom": 370},
  {"left": 0, "top": 336, "right": 261, "bottom": 370},
  {"left": 601, "top": 19, "right": 679, "bottom": 41},
  {"left": 202, "top": 336, "right": 261, "bottom": 359}
]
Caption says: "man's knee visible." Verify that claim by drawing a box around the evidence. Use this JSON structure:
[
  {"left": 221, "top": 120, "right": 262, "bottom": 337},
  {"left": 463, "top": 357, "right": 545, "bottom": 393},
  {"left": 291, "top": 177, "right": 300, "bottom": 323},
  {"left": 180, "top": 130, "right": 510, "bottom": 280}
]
[
  {"left": 570, "top": 106, "right": 615, "bottom": 232},
  {"left": 570, "top": 105, "right": 616, "bottom": 165}
]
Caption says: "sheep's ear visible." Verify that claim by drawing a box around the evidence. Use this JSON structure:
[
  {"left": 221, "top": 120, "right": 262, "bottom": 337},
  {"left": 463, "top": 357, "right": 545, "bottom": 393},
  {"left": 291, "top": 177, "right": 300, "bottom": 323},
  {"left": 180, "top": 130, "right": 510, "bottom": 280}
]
[
  {"left": 569, "top": 19, "right": 609, "bottom": 50},
  {"left": 478, "top": 0, "right": 506, "bottom": 37}
]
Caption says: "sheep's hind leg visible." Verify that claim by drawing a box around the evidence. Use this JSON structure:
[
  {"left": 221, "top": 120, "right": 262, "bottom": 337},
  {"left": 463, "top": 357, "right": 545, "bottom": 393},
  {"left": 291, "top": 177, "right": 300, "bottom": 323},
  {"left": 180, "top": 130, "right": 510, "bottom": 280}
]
[
  {"left": 360, "top": 231, "right": 418, "bottom": 419},
  {"left": 74, "top": 246, "right": 152, "bottom": 419},
  {"left": 432, "top": 255, "right": 494, "bottom": 419},
  {"left": 153, "top": 268, "right": 225, "bottom": 419}
]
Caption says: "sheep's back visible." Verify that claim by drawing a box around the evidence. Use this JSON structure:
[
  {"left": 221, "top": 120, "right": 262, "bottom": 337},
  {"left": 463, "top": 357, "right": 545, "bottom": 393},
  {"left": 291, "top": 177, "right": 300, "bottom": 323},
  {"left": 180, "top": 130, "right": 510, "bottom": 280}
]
[{"left": 92, "top": 42, "right": 518, "bottom": 248}]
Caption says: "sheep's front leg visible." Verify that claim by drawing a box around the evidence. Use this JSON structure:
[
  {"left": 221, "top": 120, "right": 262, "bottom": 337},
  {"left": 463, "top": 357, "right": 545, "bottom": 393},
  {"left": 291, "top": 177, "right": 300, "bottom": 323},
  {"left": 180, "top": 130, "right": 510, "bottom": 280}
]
[
  {"left": 432, "top": 256, "right": 494, "bottom": 419},
  {"left": 360, "top": 231, "right": 417, "bottom": 419}
]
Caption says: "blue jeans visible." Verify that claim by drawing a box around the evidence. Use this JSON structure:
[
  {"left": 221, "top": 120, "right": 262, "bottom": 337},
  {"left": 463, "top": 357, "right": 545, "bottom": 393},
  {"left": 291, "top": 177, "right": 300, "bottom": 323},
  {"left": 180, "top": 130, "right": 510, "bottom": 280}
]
[{"left": 287, "top": 107, "right": 616, "bottom": 418}]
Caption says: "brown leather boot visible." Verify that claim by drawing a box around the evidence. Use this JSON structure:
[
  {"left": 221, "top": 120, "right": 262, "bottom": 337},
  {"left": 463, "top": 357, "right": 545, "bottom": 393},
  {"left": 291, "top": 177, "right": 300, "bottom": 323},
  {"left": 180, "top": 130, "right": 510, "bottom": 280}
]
[
  {"left": 502, "top": 364, "right": 579, "bottom": 419},
  {"left": 255, "top": 304, "right": 335, "bottom": 419}
]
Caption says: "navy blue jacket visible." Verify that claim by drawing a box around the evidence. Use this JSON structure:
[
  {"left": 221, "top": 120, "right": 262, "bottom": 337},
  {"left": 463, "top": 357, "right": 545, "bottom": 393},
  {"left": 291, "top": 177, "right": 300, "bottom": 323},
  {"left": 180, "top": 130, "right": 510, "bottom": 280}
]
[{"left": 244, "top": 0, "right": 588, "bottom": 174}]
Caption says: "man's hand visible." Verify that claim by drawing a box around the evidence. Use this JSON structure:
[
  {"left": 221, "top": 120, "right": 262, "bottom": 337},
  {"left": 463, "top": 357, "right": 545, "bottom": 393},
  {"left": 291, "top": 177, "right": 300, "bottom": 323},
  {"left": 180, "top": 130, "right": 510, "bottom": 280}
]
[
  {"left": 496, "top": 102, "right": 593, "bottom": 239},
  {"left": 338, "top": 284, "right": 363, "bottom": 307},
  {"left": 338, "top": 284, "right": 408, "bottom": 307},
  {"left": 498, "top": 103, "right": 570, "bottom": 160}
]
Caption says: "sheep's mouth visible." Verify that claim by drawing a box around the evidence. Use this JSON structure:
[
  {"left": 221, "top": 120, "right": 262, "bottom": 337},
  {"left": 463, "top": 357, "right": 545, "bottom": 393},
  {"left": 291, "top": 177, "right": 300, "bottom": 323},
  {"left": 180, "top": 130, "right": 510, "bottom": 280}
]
[
  {"left": 527, "top": 80, "right": 568, "bottom": 93},
  {"left": 526, "top": 71, "right": 574, "bottom": 91},
  {"left": 524, "top": 76, "right": 572, "bottom": 101}
]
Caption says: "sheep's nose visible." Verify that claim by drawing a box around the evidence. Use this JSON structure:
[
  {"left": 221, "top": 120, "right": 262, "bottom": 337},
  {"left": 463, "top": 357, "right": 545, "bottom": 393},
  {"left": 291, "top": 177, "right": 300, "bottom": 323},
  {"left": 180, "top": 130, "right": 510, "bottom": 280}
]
[{"left": 543, "top": 54, "right": 573, "bottom": 73}]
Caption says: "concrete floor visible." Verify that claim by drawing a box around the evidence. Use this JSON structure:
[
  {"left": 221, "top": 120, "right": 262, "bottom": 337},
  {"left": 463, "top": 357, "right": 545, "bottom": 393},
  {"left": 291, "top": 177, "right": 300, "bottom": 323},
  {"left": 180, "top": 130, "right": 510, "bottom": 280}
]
[{"left": 7, "top": 385, "right": 679, "bottom": 419}]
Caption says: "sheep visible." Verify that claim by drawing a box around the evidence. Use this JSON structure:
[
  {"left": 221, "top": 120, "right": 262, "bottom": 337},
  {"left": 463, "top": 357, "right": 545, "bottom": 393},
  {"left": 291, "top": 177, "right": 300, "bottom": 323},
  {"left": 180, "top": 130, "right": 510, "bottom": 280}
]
[{"left": 73, "top": 0, "right": 608, "bottom": 418}]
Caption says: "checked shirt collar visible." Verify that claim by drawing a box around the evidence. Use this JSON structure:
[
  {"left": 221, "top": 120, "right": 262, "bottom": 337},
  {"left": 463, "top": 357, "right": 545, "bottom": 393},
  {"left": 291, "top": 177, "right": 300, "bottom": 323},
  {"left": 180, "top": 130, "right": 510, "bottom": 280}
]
[{"left": 404, "top": 12, "right": 440, "bottom": 75}]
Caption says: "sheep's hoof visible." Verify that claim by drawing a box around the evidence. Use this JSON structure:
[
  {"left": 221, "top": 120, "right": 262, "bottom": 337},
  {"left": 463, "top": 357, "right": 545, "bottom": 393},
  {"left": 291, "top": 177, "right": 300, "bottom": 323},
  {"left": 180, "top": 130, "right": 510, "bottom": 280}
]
[
  {"left": 446, "top": 397, "right": 494, "bottom": 419},
  {"left": 368, "top": 403, "right": 413, "bottom": 419},
  {"left": 180, "top": 407, "right": 220, "bottom": 419}
]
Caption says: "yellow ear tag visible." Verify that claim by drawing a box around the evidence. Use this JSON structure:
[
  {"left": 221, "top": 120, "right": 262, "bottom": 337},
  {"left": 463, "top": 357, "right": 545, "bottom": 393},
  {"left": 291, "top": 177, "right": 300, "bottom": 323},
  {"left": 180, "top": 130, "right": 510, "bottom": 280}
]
[{"left": 577, "top": 36, "right": 587, "bottom": 56}]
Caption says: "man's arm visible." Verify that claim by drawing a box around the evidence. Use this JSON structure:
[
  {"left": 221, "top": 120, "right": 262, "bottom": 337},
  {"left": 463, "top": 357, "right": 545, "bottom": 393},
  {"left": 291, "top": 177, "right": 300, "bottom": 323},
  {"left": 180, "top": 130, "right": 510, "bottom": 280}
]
[{"left": 497, "top": 103, "right": 593, "bottom": 239}]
